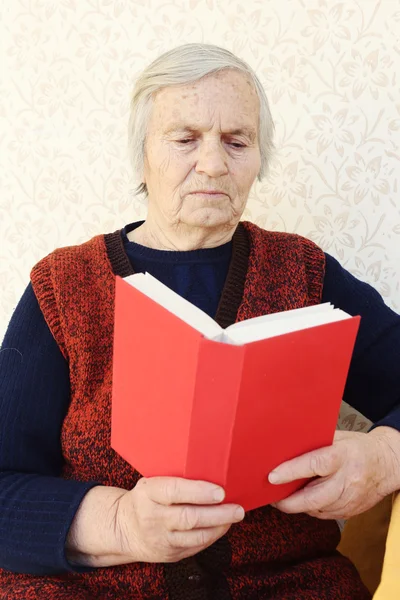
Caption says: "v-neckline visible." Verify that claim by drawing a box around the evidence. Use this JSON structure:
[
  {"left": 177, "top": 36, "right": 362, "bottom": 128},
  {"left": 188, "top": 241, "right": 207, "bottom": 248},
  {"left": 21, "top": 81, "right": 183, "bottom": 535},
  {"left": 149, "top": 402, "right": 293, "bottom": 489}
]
[{"left": 103, "top": 222, "right": 251, "bottom": 328}]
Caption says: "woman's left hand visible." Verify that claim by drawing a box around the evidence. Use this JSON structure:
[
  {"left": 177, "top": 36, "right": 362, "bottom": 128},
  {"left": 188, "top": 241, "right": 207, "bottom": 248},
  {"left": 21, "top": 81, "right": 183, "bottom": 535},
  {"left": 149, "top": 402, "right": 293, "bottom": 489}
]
[{"left": 269, "top": 426, "right": 400, "bottom": 520}]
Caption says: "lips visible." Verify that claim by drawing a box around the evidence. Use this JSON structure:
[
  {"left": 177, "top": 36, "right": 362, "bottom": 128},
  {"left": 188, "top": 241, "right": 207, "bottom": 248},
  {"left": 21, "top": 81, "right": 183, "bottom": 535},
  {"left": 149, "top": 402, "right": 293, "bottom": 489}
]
[{"left": 192, "top": 190, "right": 226, "bottom": 195}]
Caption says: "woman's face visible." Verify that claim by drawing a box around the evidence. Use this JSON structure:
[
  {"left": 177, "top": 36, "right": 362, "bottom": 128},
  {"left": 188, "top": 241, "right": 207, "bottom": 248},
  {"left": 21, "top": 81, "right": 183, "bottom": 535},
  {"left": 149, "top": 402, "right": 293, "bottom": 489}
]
[{"left": 142, "top": 69, "right": 261, "bottom": 233}]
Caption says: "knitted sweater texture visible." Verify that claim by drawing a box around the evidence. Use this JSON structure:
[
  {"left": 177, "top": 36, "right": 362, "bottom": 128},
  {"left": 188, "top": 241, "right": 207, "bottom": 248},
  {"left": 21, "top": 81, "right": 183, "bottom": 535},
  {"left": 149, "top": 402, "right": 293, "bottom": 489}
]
[{"left": 0, "top": 222, "right": 370, "bottom": 599}]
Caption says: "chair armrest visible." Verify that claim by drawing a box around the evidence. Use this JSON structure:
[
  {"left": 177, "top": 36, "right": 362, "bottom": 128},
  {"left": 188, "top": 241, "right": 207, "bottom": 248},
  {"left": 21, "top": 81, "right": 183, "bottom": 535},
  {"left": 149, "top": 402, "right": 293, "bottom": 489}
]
[{"left": 373, "top": 493, "right": 400, "bottom": 599}]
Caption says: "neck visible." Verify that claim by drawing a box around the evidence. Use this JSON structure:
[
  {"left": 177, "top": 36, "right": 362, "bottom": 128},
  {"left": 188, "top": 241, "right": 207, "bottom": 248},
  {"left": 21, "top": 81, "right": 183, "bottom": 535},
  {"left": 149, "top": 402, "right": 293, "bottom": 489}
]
[{"left": 128, "top": 215, "right": 236, "bottom": 250}]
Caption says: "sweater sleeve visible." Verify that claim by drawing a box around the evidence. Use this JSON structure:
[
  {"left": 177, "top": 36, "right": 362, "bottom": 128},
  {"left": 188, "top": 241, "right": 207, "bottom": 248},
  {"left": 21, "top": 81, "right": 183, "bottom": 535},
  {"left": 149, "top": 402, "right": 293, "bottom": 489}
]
[
  {"left": 0, "top": 283, "right": 98, "bottom": 575},
  {"left": 322, "top": 254, "right": 400, "bottom": 429}
]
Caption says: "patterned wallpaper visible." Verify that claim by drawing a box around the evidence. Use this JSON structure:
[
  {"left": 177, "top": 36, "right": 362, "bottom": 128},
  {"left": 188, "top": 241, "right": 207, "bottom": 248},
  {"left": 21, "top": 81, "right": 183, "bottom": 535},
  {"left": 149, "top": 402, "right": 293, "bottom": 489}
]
[{"left": 1, "top": 0, "right": 399, "bottom": 348}]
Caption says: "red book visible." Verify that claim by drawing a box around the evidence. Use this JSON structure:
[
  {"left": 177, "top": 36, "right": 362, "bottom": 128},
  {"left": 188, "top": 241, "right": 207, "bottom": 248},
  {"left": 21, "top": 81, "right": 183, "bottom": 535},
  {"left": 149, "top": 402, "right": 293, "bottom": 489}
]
[{"left": 111, "top": 273, "right": 360, "bottom": 512}]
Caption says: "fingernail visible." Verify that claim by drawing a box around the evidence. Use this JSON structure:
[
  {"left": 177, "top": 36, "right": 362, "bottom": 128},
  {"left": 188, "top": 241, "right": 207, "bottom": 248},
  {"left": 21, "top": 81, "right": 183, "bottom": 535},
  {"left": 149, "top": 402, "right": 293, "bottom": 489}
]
[
  {"left": 268, "top": 471, "right": 281, "bottom": 484},
  {"left": 213, "top": 488, "right": 225, "bottom": 502},
  {"left": 234, "top": 506, "right": 245, "bottom": 520}
]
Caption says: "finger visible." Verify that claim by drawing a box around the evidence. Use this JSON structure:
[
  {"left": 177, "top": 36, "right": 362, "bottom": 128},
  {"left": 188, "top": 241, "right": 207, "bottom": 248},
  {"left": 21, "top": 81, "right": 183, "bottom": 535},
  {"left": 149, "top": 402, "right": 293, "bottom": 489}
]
[
  {"left": 166, "top": 503, "right": 245, "bottom": 531},
  {"left": 307, "top": 508, "right": 344, "bottom": 520},
  {"left": 274, "top": 477, "right": 341, "bottom": 514},
  {"left": 333, "top": 430, "right": 351, "bottom": 442},
  {"left": 169, "top": 524, "right": 230, "bottom": 549},
  {"left": 139, "top": 477, "right": 225, "bottom": 506},
  {"left": 268, "top": 446, "right": 341, "bottom": 485}
]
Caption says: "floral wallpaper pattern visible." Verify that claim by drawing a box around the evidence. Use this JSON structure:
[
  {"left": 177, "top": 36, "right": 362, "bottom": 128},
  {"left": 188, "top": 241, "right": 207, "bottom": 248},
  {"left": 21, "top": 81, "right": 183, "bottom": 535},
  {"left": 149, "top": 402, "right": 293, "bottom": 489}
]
[{"left": 1, "top": 0, "right": 399, "bottom": 428}]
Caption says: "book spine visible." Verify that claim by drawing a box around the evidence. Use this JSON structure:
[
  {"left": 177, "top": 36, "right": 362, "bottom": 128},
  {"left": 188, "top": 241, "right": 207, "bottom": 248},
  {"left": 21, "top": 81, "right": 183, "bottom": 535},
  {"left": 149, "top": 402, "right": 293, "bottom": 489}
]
[{"left": 184, "top": 339, "right": 244, "bottom": 488}]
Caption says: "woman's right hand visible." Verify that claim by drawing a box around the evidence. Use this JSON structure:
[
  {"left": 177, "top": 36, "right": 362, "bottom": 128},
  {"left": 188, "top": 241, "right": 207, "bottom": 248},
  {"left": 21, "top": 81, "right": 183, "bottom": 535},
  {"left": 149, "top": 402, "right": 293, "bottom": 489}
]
[{"left": 115, "top": 477, "right": 245, "bottom": 563}]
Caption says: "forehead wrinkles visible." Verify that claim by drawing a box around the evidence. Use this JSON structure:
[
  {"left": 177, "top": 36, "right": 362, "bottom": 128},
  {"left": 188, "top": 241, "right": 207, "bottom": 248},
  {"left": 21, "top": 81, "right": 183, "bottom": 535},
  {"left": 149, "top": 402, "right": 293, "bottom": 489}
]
[
  {"left": 155, "top": 71, "right": 257, "bottom": 108},
  {"left": 150, "top": 73, "right": 259, "bottom": 133}
]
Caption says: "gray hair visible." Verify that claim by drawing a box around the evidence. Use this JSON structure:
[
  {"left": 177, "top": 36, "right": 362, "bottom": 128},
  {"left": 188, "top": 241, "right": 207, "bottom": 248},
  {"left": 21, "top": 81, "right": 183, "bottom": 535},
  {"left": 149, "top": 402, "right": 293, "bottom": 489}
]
[{"left": 128, "top": 43, "right": 275, "bottom": 196}]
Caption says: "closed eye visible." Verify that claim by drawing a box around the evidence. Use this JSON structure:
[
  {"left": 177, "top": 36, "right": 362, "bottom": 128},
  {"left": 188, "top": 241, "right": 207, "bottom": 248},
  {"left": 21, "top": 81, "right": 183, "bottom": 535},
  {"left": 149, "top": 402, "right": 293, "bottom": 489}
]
[
  {"left": 176, "top": 139, "right": 246, "bottom": 148},
  {"left": 176, "top": 138, "right": 246, "bottom": 150}
]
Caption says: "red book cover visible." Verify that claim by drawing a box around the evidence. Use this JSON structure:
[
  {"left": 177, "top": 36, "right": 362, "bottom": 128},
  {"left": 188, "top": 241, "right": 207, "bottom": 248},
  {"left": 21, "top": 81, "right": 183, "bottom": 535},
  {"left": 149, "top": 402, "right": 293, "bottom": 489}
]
[{"left": 111, "top": 275, "right": 360, "bottom": 512}]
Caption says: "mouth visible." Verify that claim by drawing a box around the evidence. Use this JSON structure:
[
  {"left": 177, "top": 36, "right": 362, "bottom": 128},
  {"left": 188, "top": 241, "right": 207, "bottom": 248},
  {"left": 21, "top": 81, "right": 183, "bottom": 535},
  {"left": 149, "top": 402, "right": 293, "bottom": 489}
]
[{"left": 190, "top": 191, "right": 228, "bottom": 196}]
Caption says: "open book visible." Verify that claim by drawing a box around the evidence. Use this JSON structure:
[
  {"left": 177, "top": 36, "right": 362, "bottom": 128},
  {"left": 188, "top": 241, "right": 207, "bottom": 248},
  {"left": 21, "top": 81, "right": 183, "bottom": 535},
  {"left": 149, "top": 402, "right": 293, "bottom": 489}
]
[{"left": 111, "top": 273, "right": 360, "bottom": 512}]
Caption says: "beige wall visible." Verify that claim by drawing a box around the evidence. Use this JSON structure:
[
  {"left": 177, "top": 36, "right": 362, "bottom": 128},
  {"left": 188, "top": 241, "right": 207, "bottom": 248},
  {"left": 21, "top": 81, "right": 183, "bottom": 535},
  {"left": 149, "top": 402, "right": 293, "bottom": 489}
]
[{"left": 1, "top": 0, "right": 399, "bottom": 343}]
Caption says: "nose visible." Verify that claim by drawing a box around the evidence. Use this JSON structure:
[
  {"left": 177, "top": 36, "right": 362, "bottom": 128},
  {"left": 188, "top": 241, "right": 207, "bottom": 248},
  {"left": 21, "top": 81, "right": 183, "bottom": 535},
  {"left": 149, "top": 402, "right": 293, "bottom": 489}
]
[{"left": 194, "top": 140, "right": 229, "bottom": 178}]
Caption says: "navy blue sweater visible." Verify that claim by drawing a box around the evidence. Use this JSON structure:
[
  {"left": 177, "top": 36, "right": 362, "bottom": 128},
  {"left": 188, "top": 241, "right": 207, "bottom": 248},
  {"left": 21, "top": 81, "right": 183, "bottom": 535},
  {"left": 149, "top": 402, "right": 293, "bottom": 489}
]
[{"left": 1, "top": 223, "right": 400, "bottom": 576}]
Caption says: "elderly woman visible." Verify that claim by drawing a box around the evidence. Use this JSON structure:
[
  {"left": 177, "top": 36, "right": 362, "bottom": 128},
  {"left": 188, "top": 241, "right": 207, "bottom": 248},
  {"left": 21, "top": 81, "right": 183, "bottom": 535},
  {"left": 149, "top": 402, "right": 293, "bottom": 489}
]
[{"left": 1, "top": 43, "right": 399, "bottom": 600}]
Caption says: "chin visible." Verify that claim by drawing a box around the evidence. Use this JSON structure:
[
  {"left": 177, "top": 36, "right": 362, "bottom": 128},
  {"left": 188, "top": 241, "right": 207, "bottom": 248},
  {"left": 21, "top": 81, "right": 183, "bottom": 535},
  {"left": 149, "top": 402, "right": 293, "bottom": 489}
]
[{"left": 185, "top": 207, "right": 236, "bottom": 229}]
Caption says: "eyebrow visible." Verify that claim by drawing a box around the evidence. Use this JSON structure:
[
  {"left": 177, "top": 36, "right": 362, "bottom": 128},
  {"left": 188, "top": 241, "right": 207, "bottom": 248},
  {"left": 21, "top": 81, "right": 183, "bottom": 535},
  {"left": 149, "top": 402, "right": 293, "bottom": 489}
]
[{"left": 164, "top": 125, "right": 257, "bottom": 142}]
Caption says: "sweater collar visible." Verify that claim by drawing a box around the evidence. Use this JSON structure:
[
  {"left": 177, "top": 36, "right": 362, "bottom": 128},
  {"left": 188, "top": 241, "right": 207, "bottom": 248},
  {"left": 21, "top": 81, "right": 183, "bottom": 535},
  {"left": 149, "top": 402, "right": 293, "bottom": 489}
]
[{"left": 103, "top": 222, "right": 250, "bottom": 328}]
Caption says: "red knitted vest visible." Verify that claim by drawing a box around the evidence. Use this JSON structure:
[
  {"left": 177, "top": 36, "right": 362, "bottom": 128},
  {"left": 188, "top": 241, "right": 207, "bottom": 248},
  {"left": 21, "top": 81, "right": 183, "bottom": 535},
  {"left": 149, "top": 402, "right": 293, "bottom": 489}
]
[{"left": 0, "top": 222, "right": 370, "bottom": 600}]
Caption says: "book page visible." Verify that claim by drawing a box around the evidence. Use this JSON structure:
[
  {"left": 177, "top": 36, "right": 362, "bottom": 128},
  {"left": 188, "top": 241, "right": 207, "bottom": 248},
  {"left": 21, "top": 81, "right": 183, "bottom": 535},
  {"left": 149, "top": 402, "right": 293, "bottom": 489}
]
[
  {"left": 124, "top": 272, "right": 222, "bottom": 339},
  {"left": 224, "top": 307, "right": 351, "bottom": 345},
  {"left": 225, "top": 303, "right": 334, "bottom": 334}
]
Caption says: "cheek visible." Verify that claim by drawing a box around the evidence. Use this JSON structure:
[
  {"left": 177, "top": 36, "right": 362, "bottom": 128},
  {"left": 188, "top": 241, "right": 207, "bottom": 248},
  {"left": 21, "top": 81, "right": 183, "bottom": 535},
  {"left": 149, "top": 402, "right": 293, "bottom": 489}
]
[
  {"left": 157, "top": 145, "right": 193, "bottom": 184},
  {"left": 166, "top": 163, "right": 193, "bottom": 192},
  {"left": 245, "top": 149, "right": 262, "bottom": 176},
  {"left": 234, "top": 154, "right": 261, "bottom": 192}
]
